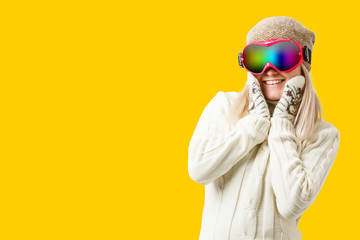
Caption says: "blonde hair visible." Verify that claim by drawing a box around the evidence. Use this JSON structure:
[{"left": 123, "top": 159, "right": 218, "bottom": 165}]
[{"left": 227, "top": 62, "right": 323, "bottom": 142}]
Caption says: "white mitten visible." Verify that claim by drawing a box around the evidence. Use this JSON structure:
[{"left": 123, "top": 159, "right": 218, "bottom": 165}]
[
  {"left": 273, "top": 75, "right": 305, "bottom": 122},
  {"left": 246, "top": 72, "right": 270, "bottom": 120}
]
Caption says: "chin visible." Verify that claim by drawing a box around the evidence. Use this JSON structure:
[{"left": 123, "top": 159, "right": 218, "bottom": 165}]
[
  {"left": 265, "top": 95, "right": 281, "bottom": 101},
  {"left": 264, "top": 91, "right": 282, "bottom": 100}
]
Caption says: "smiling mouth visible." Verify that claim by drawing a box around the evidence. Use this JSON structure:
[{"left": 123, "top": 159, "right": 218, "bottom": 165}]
[{"left": 264, "top": 79, "right": 285, "bottom": 85}]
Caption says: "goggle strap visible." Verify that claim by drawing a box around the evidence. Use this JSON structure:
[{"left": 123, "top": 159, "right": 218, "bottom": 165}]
[
  {"left": 238, "top": 52, "right": 244, "bottom": 68},
  {"left": 303, "top": 46, "right": 312, "bottom": 64}
]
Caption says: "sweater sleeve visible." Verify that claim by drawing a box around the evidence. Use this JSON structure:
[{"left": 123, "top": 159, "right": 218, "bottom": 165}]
[
  {"left": 188, "top": 91, "right": 270, "bottom": 185},
  {"left": 268, "top": 117, "right": 340, "bottom": 220}
]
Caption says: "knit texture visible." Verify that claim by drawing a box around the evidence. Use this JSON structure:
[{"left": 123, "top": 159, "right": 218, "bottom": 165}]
[
  {"left": 188, "top": 91, "right": 340, "bottom": 240},
  {"left": 246, "top": 16, "right": 315, "bottom": 72},
  {"left": 247, "top": 71, "right": 271, "bottom": 120},
  {"left": 273, "top": 75, "right": 305, "bottom": 122},
  {"left": 265, "top": 97, "right": 279, "bottom": 117}
]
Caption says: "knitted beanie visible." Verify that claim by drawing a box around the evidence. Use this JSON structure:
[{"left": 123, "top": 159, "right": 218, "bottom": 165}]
[{"left": 246, "top": 16, "right": 316, "bottom": 72}]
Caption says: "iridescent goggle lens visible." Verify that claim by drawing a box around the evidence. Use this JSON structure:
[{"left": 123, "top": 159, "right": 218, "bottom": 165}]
[{"left": 242, "top": 41, "right": 302, "bottom": 74}]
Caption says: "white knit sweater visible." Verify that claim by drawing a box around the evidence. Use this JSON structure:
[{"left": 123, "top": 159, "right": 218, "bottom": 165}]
[{"left": 188, "top": 91, "right": 340, "bottom": 240}]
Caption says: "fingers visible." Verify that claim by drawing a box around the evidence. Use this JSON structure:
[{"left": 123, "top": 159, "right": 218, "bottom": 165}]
[
  {"left": 283, "top": 75, "right": 305, "bottom": 105},
  {"left": 285, "top": 75, "right": 305, "bottom": 90},
  {"left": 246, "top": 72, "right": 260, "bottom": 88},
  {"left": 273, "top": 75, "right": 305, "bottom": 121},
  {"left": 246, "top": 72, "right": 270, "bottom": 119}
]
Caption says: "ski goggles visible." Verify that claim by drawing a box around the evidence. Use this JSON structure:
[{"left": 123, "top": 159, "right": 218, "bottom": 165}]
[{"left": 238, "top": 39, "right": 311, "bottom": 75}]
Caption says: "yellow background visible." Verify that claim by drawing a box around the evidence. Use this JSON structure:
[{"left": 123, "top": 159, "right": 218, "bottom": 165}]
[{"left": 0, "top": 1, "right": 358, "bottom": 239}]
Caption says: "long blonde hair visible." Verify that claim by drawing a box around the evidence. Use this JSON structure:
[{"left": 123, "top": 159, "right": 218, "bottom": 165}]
[{"left": 227, "top": 62, "right": 323, "bottom": 141}]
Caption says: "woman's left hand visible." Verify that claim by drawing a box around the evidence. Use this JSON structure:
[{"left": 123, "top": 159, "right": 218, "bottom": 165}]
[{"left": 273, "top": 75, "right": 305, "bottom": 122}]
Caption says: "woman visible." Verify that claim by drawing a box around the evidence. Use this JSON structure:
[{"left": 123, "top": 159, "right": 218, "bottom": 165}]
[{"left": 188, "top": 16, "right": 340, "bottom": 240}]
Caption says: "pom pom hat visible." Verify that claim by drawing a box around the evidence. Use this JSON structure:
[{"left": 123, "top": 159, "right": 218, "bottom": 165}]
[{"left": 246, "top": 16, "right": 316, "bottom": 72}]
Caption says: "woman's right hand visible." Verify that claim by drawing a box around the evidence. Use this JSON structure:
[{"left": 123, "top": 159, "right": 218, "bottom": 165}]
[{"left": 246, "top": 72, "right": 270, "bottom": 120}]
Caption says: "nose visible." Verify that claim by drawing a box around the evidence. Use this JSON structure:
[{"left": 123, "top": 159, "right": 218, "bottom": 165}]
[{"left": 264, "top": 67, "right": 279, "bottom": 76}]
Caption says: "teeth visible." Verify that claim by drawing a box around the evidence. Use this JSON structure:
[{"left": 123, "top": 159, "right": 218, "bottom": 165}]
[{"left": 265, "top": 80, "right": 283, "bottom": 85}]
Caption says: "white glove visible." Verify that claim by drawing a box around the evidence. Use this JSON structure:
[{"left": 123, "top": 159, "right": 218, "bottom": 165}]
[
  {"left": 246, "top": 72, "right": 271, "bottom": 120},
  {"left": 273, "top": 75, "right": 305, "bottom": 122}
]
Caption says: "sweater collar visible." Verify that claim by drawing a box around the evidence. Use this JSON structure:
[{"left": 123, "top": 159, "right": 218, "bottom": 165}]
[
  {"left": 265, "top": 97, "right": 279, "bottom": 117},
  {"left": 265, "top": 98, "right": 279, "bottom": 106}
]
